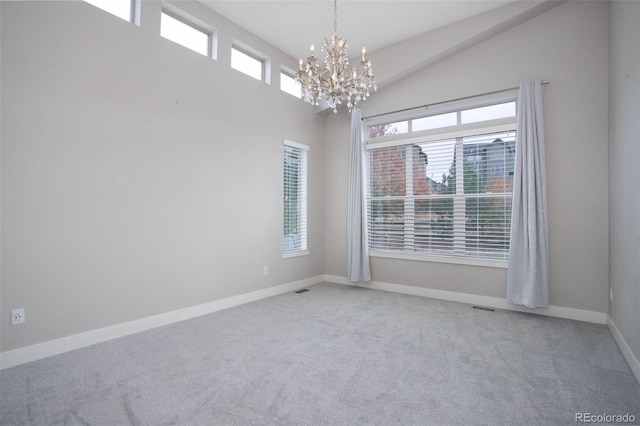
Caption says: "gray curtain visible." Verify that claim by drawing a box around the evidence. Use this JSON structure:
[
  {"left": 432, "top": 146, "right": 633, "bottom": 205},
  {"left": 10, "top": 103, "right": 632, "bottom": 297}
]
[
  {"left": 347, "top": 108, "right": 371, "bottom": 282},
  {"left": 507, "top": 80, "right": 549, "bottom": 308}
]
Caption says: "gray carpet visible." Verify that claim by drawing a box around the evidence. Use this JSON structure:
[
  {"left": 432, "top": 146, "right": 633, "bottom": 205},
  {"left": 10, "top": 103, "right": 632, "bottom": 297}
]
[{"left": 1, "top": 282, "right": 639, "bottom": 425}]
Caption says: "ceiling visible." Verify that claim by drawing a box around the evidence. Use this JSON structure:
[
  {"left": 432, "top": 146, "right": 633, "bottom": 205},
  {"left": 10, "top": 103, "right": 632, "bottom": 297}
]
[{"left": 199, "top": 1, "right": 517, "bottom": 60}]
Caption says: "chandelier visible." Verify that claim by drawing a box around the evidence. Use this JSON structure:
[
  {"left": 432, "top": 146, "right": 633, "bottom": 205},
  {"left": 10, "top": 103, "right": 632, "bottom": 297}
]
[{"left": 296, "top": 0, "right": 376, "bottom": 113}]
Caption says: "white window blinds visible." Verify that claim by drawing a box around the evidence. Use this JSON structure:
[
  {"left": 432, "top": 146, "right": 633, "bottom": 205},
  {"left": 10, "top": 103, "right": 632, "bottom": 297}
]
[
  {"left": 367, "top": 99, "right": 516, "bottom": 265},
  {"left": 283, "top": 140, "right": 309, "bottom": 256}
]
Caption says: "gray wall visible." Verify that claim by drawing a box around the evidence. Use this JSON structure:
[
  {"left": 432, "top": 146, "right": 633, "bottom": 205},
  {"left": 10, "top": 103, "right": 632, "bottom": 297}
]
[
  {"left": 1, "top": 0, "right": 624, "bottom": 357},
  {"left": 609, "top": 0, "right": 640, "bottom": 371},
  {"left": 1, "top": 1, "right": 325, "bottom": 352},
  {"left": 325, "top": 1, "right": 610, "bottom": 313}
]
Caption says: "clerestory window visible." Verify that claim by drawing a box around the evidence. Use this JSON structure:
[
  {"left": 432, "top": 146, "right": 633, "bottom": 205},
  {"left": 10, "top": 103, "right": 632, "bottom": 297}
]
[
  {"left": 84, "top": 0, "right": 135, "bottom": 23},
  {"left": 160, "top": 10, "right": 213, "bottom": 57}
]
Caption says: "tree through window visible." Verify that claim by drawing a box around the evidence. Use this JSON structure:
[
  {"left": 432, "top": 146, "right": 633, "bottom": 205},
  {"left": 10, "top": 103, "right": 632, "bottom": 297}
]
[{"left": 367, "top": 99, "right": 516, "bottom": 264}]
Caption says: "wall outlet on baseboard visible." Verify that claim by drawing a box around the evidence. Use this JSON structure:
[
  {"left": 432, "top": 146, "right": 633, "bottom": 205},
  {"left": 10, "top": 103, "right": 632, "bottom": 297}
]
[
  {"left": 263, "top": 266, "right": 268, "bottom": 276},
  {"left": 11, "top": 308, "right": 25, "bottom": 325}
]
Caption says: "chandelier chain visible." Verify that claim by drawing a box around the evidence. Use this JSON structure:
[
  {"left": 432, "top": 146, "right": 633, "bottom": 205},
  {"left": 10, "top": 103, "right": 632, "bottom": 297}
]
[{"left": 333, "top": 0, "right": 338, "bottom": 34}]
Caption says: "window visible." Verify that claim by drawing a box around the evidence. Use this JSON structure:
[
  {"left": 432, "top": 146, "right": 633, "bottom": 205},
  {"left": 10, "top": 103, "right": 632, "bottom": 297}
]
[
  {"left": 461, "top": 102, "right": 516, "bottom": 124},
  {"left": 231, "top": 46, "right": 264, "bottom": 81},
  {"left": 369, "top": 120, "right": 409, "bottom": 138},
  {"left": 281, "top": 71, "right": 302, "bottom": 98},
  {"left": 283, "top": 140, "right": 309, "bottom": 257},
  {"left": 412, "top": 113, "right": 457, "bottom": 132},
  {"left": 160, "top": 11, "right": 211, "bottom": 57},
  {"left": 84, "top": 0, "right": 133, "bottom": 22},
  {"left": 367, "top": 99, "right": 516, "bottom": 266}
]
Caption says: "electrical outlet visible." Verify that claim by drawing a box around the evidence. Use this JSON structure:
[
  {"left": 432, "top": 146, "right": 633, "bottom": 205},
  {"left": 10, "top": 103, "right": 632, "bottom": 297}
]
[
  {"left": 11, "top": 308, "right": 25, "bottom": 325},
  {"left": 263, "top": 266, "right": 268, "bottom": 276},
  {"left": 609, "top": 288, "right": 613, "bottom": 302}
]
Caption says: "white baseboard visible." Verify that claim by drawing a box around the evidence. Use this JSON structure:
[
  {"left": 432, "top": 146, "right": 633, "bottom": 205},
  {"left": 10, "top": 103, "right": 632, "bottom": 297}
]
[
  {"left": 607, "top": 316, "right": 640, "bottom": 385},
  {"left": 323, "top": 274, "right": 608, "bottom": 324},
  {"left": 1, "top": 275, "right": 612, "bottom": 371},
  {"left": 0, "top": 275, "right": 324, "bottom": 370}
]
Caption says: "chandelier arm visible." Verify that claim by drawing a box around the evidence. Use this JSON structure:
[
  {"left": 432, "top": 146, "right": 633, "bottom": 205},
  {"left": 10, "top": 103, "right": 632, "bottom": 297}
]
[{"left": 316, "top": 67, "right": 331, "bottom": 81}]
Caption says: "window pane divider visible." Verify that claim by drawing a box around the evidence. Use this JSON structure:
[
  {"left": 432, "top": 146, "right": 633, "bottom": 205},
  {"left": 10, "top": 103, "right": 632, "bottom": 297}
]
[{"left": 367, "top": 120, "right": 516, "bottom": 149}]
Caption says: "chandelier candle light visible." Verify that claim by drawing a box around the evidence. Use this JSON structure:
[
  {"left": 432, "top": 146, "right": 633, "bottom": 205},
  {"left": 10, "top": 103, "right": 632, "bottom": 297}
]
[{"left": 296, "top": 0, "right": 376, "bottom": 113}]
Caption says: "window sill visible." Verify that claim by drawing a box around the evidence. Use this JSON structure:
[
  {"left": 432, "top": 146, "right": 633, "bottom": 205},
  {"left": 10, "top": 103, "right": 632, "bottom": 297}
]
[
  {"left": 282, "top": 250, "right": 309, "bottom": 259},
  {"left": 369, "top": 251, "right": 507, "bottom": 269}
]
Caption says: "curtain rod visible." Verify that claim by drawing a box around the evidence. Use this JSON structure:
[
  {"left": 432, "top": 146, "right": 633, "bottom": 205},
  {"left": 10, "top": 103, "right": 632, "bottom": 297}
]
[{"left": 362, "top": 80, "right": 550, "bottom": 121}]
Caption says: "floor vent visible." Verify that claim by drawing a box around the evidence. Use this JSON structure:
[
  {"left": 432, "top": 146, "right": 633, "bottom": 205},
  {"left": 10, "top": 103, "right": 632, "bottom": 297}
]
[
  {"left": 472, "top": 305, "right": 495, "bottom": 312},
  {"left": 294, "top": 289, "right": 309, "bottom": 294}
]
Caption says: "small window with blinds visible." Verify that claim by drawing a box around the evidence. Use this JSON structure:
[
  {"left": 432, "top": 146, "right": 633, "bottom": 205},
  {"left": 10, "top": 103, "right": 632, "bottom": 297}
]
[
  {"left": 367, "top": 98, "right": 516, "bottom": 266},
  {"left": 283, "top": 140, "right": 309, "bottom": 257}
]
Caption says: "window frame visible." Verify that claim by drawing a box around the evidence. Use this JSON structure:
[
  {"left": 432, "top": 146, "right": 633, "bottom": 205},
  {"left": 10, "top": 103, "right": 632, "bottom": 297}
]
[
  {"left": 83, "top": 0, "right": 140, "bottom": 24},
  {"left": 283, "top": 139, "right": 309, "bottom": 258},
  {"left": 231, "top": 44, "right": 269, "bottom": 83},
  {"left": 280, "top": 69, "right": 302, "bottom": 99},
  {"left": 160, "top": 9, "right": 216, "bottom": 58},
  {"left": 366, "top": 93, "right": 517, "bottom": 268}
]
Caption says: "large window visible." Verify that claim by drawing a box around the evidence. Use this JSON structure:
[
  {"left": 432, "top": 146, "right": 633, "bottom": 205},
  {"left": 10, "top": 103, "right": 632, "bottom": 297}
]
[
  {"left": 367, "top": 98, "right": 516, "bottom": 266},
  {"left": 283, "top": 140, "right": 309, "bottom": 257}
]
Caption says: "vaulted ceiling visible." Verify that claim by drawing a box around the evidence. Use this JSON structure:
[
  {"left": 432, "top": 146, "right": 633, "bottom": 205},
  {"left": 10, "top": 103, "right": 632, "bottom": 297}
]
[{"left": 199, "top": 1, "right": 518, "bottom": 60}]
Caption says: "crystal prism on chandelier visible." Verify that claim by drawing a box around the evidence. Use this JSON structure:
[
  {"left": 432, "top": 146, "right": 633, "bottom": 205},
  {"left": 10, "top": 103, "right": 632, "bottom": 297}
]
[{"left": 296, "top": 0, "right": 376, "bottom": 113}]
